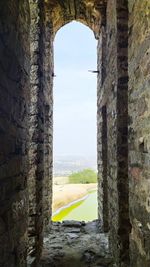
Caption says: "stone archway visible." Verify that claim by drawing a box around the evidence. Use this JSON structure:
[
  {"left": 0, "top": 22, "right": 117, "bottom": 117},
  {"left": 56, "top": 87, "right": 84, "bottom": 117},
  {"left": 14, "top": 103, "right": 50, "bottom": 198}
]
[
  {"left": 27, "top": 0, "right": 130, "bottom": 264},
  {"left": 28, "top": 0, "right": 130, "bottom": 266},
  {"left": 45, "top": 0, "right": 106, "bottom": 38},
  {"left": 28, "top": 0, "right": 106, "bottom": 262}
]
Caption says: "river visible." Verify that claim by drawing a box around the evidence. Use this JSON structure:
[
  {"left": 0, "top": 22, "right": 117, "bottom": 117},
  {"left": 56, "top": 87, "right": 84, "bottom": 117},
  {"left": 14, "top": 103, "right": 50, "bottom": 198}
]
[{"left": 52, "top": 191, "right": 98, "bottom": 222}]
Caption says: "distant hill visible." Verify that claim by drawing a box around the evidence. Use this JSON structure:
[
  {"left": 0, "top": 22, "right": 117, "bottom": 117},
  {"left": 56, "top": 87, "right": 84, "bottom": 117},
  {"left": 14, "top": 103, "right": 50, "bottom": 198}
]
[{"left": 53, "top": 155, "right": 97, "bottom": 177}]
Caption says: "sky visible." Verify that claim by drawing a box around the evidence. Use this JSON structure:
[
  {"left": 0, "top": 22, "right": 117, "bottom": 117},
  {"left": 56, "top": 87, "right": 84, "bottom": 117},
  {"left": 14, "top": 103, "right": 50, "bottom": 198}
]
[{"left": 53, "top": 21, "right": 97, "bottom": 159}]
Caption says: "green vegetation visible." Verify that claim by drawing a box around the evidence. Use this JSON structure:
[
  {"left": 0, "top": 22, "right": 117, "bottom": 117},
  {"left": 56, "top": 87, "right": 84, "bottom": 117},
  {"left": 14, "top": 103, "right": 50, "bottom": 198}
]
[
  {"left": 68, "top": 169, "right": 97, "bottom": 184},
  {"left": 52, "top": 191, "right": 97, "bottom": 222}
]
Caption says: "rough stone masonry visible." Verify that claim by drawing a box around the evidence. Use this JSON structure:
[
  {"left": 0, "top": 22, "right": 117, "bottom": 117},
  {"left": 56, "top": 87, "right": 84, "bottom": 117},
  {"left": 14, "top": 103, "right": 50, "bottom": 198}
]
[{"left": 0, "top": 0, "right": 150, "bottom": 267}]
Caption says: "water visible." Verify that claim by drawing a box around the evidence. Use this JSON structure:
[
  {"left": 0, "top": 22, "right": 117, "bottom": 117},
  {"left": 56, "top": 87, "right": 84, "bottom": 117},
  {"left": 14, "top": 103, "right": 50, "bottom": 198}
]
[{"left": 52, "top": 191, "right": 98, "bottom": 222}]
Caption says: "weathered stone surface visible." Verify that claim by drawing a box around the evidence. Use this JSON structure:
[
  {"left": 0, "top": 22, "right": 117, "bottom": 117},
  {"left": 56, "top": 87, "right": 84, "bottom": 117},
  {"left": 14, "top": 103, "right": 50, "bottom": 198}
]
[
  {"left": 97, "top": 0, "right": 150, "bottom": 266},
  {"left": 62, "top": 220, "right": 84, "bottom": 227},
  {"left": 128, "top": 1, "right": 150, "bottom": 266},
  {"left": 39, "top": 221, "right": 113, "bottom": 267},
  {"left": 45, "top": 0, "right": 107, "bottom": 38},
  {"left": 0, "top": 0, "right": 30, "bottom": 266},
  {"left": 28, "top": 0, "right": 54, "bottom": 261}
]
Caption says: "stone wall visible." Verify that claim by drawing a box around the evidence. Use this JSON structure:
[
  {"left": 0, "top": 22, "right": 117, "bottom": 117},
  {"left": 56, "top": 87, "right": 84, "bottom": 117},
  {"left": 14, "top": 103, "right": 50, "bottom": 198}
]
[
  {"left": 43, "top": 18, "right": 53, "bottom": 229},
  {"left": 97, "top": 0, "right": 119, "bottom": 258},
  {"left": 128, "top": 1, "right": 150, "bottom": 266},
  {"left": 98, "top": 0, "right": 150, "bottom": 266},
  {"left": 97, "top": 0, "right": 130, "bottom": 266},
  {"left": 28, "top": 0, "right": 54, "bottom": 261},
  {"left": 97, "top": 27, "right": 108, "bottom": 232},
  {"left": 116, "top": 1, "right": 130, "bottom": 265},
  {"left": 0, "top": 0, "right": 30, "bottom": 266}
]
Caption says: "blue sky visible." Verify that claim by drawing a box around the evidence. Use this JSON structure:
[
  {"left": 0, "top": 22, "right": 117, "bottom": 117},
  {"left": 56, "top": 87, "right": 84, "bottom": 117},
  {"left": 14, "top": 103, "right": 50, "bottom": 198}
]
[{"left": 53, "top": 21, "right": 97, "bottom": 158}]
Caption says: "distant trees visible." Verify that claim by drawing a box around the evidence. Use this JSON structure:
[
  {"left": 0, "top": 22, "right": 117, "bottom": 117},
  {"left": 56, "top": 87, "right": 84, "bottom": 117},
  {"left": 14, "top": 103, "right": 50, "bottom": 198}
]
[{"left": 68, "top": 169, "right": 97, "bottom": 184}]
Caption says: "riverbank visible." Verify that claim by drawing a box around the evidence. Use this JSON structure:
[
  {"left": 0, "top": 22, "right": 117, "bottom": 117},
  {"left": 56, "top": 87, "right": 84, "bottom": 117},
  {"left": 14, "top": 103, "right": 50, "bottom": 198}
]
[{"left": 52, "top": 183, "right": 97, "bottom": 212}]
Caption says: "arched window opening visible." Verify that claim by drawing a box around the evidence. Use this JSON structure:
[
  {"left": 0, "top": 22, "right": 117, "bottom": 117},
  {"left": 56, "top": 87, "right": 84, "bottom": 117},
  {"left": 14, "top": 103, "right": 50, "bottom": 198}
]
[{"left": 52, "top": 21, "right": 98, "bottom": 222}]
